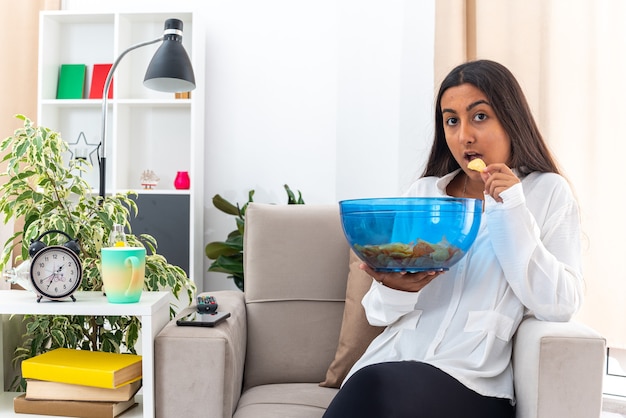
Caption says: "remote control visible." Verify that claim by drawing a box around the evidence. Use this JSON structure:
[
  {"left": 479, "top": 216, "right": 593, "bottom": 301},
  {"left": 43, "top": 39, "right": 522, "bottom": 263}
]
[{"left": 197, "top": 295, "right": 218, "bottom": 313}]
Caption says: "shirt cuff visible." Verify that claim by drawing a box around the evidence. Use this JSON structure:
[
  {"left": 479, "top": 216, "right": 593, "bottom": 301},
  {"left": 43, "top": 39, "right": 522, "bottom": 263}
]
[
  {"left": 484, "top": 182, "right": 525, "bottom": 211},
  {"left": 374, "top": 279, "right": 421, "bottom": 310}
]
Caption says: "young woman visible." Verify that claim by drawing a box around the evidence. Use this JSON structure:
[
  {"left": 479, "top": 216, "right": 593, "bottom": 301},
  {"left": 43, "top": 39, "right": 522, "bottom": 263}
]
[{"left": 323, "top": 60, "right": 583, "bottom": 418}]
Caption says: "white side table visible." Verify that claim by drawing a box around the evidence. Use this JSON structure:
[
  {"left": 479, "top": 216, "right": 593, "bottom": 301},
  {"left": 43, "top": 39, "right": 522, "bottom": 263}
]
[{"left": 0, "top": 290, "right": 170, "bottom": 418}]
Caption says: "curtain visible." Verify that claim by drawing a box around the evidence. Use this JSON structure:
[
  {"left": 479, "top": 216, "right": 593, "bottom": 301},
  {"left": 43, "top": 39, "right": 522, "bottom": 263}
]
[
  {"left": 0, "top": 0, "right": 60, "bottom": 289},
  {"left": 435, "top": 0, "right": 626, "bottom": 348}
]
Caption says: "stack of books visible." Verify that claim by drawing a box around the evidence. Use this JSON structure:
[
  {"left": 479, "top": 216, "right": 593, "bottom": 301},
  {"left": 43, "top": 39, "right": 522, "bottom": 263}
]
[{"left": 14, "top": 348, "right": 142, "bottom": 418}]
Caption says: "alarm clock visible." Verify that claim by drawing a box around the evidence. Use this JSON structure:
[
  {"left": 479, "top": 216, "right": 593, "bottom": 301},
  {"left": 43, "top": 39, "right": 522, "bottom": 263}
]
[{"left": 28, "top": 230, "right": 82, "bottom": 302}]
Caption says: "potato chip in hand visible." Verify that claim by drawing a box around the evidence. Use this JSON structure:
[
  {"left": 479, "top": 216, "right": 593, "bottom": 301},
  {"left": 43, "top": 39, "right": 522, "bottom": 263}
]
[{"left": 468, "top": 158, "right": 486, "bottom": 172}]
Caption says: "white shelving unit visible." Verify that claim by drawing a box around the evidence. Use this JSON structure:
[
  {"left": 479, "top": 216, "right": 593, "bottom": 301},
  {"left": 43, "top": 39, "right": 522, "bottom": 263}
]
[{"left": 37, "top": 10, "right": 205, "bottom": 290}]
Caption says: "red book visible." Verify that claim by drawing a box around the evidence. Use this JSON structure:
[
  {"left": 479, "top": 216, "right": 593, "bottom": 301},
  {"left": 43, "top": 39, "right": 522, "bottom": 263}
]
[{"left": 89, "top": 64, "right": 113, "bottom": 99}]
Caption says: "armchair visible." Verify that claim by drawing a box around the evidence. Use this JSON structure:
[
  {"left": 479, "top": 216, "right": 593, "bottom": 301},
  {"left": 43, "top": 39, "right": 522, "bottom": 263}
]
[{"left": 155, "top": 203, "right": 605, "bottom": 418}]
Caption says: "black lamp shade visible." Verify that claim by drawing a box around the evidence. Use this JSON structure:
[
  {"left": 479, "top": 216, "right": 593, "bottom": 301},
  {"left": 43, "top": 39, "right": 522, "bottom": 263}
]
[{"left": 143, "top": 19, "right": 196, "bottom": 93}]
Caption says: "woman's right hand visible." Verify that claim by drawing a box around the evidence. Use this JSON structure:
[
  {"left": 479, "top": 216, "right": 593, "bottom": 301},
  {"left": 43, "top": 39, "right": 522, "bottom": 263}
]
[{"left": 360, "top": 263, "right": 443, "bottom": 292}]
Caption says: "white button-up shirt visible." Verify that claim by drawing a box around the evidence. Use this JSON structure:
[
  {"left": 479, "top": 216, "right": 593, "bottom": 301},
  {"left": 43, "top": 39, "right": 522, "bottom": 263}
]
[{"left": 343, "top": 170, "right": 584, "bottom": 401}]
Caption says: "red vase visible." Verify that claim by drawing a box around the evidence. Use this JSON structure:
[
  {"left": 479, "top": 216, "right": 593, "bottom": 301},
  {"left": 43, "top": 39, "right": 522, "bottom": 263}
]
[{"left": 174, "top": 171, "right": 190, "bottom": 190}]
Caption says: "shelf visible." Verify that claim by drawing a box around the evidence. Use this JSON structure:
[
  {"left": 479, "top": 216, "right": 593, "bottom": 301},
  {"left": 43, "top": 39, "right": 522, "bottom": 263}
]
[
  {"left": 41, "top": 99, "right": 192, "bottom": 106},
  {"left": 119, "top": 189, "right": 191, "bottom": 195},
  {"left": 40, "top": 99, "right": 102, "bottom": 107},
  {"left": 0, "top": 291, "right": 170, "bottom": 316}
]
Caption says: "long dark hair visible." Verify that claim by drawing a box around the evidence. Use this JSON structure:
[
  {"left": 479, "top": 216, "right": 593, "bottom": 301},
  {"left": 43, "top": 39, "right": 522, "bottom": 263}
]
[{"left": 422, "top": 60, "right": 560, "bottom": 177}]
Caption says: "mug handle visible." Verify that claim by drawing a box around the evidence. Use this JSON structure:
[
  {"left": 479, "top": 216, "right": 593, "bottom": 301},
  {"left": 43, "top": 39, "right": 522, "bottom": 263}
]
[{"left": 124, "top": 256, "right": 143, "bottom": 296}]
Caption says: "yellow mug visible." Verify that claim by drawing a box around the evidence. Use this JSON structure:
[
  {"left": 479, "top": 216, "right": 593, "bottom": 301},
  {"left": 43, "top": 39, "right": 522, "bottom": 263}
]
[{"left": 101, "top": 247, "right": 146, "bottom": 303}]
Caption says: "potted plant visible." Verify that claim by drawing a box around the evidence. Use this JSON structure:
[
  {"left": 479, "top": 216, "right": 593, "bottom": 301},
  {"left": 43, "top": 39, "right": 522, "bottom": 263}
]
[
  {"left": 0, "top": 115, "right": 195, "bottom": 390},
  {"left": 205, "top": 185, "right": 304, "bottom": 291}
]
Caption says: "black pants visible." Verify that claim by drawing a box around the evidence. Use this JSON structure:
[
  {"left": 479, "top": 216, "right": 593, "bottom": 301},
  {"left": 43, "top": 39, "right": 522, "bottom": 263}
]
[{"left": 323, "top": 362, "right": 515, "bottom": 418}]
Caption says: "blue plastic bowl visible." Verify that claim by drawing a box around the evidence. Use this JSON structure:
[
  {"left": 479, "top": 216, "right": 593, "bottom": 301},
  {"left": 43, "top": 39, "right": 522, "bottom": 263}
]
[{"left": 339, "top": 197, "right": 482, "bottom": 272}]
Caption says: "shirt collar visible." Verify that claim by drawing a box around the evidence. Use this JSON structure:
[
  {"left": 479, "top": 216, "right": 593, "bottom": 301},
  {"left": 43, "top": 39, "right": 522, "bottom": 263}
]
[{"left": 435, "top": 169, "right": 462, "bottom": 196}]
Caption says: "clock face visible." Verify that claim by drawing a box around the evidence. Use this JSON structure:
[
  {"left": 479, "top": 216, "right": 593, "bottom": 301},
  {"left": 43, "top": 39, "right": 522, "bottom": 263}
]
[{"left": 30, "top": 245, "right": 82, "bottom": 300}]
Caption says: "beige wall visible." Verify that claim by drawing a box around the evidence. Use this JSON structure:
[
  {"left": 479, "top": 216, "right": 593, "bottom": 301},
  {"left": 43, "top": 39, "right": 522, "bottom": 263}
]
[
  {"left": 0, "top": 0, "right": 59, "bottom": 391},
  {"left": 0, "top": 0, "right": 59, "bottom": 135},
  {"left": 0, "top": 0, "right": 59, "bottom": 281},
  {"left": 0, "top": 0, "right": 60, "bottom": 275}
]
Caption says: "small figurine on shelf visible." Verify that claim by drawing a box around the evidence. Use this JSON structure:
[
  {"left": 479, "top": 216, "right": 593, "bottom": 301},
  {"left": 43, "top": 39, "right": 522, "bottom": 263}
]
[{"left": 140, "top": 169, "right": 160, "bottom": 190}]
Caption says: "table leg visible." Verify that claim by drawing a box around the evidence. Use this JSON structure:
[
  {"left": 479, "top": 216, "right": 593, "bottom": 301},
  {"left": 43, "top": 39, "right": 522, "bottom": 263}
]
[
  {"left": 141, "top": 305, "right": 170, "bottom": 417},
  {"left": 0, "top": 314, "right": 4, "bottom": 392}
]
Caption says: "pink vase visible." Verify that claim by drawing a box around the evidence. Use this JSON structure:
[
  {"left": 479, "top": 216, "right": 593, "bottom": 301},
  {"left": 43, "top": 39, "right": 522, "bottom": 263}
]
[{"left": 174, "top": 171, "right": 190, "bottom": 190}]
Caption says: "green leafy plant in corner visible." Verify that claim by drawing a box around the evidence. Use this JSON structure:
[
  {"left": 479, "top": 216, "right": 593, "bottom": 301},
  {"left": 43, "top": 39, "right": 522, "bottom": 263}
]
[
  {"left": 205, "top": 184, "right": 304, "bottom": 291},
  {"left": 0, "top": 116, "right": 196, "bottom": 390}
]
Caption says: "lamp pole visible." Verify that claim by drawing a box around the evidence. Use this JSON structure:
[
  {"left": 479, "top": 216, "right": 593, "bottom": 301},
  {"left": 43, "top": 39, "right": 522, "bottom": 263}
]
[
  {"left": 98, "top": 18, "right": 195, "bottom": 202},
  {"left": 99, "top": 37, "right": 163, "bottom": 201}
]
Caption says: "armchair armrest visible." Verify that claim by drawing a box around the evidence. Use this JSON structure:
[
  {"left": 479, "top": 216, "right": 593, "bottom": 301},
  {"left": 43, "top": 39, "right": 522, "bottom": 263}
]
[
  {"left": 155, "top": 290, "right": 246, "bottom": 418},
  {"left": 513, "top": 317, "right": 606, "bottom": 418}
]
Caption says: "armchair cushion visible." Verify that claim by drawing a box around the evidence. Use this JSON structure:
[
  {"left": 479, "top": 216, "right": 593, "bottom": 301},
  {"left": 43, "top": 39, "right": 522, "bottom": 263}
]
[
  {"left": 242, "top": 204, "right": 349, "bottom": 390},
  {"left": 320, "top": 250, "right": 383, "bottom": 388},
  {"left": 234, "top": 383, "right": 338, "bottom": 418}
]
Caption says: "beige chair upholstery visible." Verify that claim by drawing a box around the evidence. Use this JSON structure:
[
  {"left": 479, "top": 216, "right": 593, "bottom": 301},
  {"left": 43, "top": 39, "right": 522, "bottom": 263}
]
[{"left": 155, "top": 203, "right": 606, "bottom": 418}]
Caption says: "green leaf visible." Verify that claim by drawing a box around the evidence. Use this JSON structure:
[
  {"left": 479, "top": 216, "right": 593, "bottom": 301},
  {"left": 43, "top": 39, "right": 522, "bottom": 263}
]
[
  {"left": 66, "top": 329, "right": 78, "bottom": 348},
  {"left": 26, "top": 321, "right": 40, "bottom": 333},
  {"left": 285, "top": 184, "right": 297, "bottom": 204},
  {"left": 126, "top": 319, "right": 140, "bottom": 349},
  {"left": 205, "top": 241, "right": 241, "bottom": 259},
  {"left": 209, "top": 254, "right": 244, "bottom": 275},
  {"left": 225, "top": 229, "right": 242, "bottom": 241},
  {"left": 50, "top": 329, "right": 65, "bottom": 347},
  {"left": 285, "top": 184, "right": 305, "bottom": 204},
  {"left": 14, "top": 140, "right": 30, "bottom": 159},
  {"left": 30, "top": 335, "right": 43, "bottom": 357},
  {"left": 233, "top": 275, "right": 244, "bottom": 291},
  {"left": 235, "top": 217, "right": 245, "bottom": 235},
  {"left": 39, "top": 318, "right": 50, "bottom": 330},
  {"left": 212, "top": 194, "right": 240, "bottom": 216}
]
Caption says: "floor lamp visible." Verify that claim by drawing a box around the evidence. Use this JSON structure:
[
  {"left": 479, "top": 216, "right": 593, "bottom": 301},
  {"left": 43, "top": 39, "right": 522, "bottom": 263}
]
[{"left": 99, "top": 18, "right": 196, "bottom": 201}]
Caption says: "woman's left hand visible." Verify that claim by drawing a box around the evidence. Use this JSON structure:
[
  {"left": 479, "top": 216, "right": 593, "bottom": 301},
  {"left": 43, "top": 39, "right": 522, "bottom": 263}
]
[
  {"left": 360, "top": 263, "right": 443, "bottom": 292},
  {"left": 481, "top": 163, "right": 520, "bottom": 202}
]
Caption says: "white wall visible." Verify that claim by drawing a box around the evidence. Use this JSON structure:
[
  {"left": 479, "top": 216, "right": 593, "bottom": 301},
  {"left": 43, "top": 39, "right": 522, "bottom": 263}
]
[{"left": 62, "top": 0, "right": 436, "bottom": 291}]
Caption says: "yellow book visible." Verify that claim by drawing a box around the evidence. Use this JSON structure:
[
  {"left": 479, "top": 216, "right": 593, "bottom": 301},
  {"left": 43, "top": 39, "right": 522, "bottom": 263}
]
[{"left": 21, "top": 348, "right": 142, "bottom": 389}]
